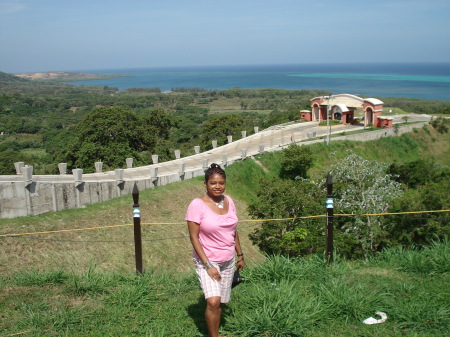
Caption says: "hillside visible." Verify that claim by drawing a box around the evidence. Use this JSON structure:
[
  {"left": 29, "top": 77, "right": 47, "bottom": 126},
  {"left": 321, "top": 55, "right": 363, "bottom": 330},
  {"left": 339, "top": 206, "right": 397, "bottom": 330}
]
[
  {"left": 0, "top": 125, "right": 449, "bottom": 275},
  {"left": 0, "top": 71, "right": 30, "bottom": 84}
]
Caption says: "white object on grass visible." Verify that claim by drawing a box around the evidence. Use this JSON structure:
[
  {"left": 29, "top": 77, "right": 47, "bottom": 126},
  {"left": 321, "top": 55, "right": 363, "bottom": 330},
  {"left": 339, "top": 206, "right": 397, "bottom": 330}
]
[{"left": 363, "top": 312, "right": 387, "bottom": 325}]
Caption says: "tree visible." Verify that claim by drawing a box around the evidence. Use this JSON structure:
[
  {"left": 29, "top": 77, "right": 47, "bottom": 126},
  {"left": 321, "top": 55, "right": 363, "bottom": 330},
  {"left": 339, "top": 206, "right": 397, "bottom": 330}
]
[
  {"left": 0, "top": 150, "right": 29, "bottom": 175},
  {"left": 143, "top": 108, "right": 174, "bottom": 139},
  {"left": 200, "top": 114, "right": 244, "bottom": 149},
  {"left": 248, "top": 178, "right": 323, "bottom": 256},
  {"left": 388, "top": 159, "right": 450, "bottom": 189},
  {"left": 430, "top": 116, "right": 449, "bottom": 134},
  {"left": 330, "top": 154, "right": 403, "bottom": 257},
  {"left": 386, "top": 180, "right": 450, "bottom": 247},
  {"left": 401, "top": 115, "right": 410, "bottom": 124},
  {"left": 67, "top": 106, "right": 157, "bottom": 171},
  {"left": 280, "top": 144, "right": 314, "bottom": 179}
]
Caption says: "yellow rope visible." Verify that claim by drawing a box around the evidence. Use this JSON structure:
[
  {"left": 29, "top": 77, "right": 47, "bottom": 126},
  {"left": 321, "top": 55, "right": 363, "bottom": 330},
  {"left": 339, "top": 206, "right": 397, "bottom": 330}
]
[
  {"left": 0, "top": 210, "right": 448, "bottom": 238},
  {"left": 0, "top": 223, "right": 133, "bottom": 237},
  {"left": 3, "top": 330, "right": 33, "bottom": 336}
]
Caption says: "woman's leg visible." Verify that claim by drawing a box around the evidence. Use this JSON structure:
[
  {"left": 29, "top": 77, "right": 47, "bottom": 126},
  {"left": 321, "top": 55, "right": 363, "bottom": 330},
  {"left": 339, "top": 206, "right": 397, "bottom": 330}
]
[{"left": 205, "top": 296, "right": 222, "bottom": 337}]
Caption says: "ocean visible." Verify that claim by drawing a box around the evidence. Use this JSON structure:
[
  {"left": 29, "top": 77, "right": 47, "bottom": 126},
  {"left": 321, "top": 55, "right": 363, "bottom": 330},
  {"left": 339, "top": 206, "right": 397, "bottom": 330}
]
[{"left": 69, "top": 63, "right": 450, "bottom": 100}]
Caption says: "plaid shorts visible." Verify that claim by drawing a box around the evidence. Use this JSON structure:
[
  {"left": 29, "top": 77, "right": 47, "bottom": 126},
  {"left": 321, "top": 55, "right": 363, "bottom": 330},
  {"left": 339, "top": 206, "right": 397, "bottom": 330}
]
[{"left": 193, "top": 257, "right": 235, "bottom": 303}]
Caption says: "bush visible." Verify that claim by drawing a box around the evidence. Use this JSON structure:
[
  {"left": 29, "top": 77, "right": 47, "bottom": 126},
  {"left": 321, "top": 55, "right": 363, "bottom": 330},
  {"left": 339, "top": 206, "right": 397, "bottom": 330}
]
[
  {"left": 248, "top": 178, "right": 324, "bottom": 256},
  {"left": 388, "top": 159, "right": 450, "bottom": 188},
  {"left": 430, "top": 116, "right": 449, "bottom": 134},
  {"left": 279, "top": 144, "right": 314, "bottom": 179}
]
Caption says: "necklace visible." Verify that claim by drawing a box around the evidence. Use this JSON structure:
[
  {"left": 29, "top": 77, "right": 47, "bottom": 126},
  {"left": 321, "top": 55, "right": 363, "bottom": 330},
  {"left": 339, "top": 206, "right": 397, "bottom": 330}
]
[{"left": 207, "top": 195, "right": 224, "bottom": 209}]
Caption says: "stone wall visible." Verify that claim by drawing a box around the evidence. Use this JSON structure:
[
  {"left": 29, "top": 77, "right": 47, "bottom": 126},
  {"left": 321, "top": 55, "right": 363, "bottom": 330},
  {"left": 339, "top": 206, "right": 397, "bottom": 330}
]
[
  {"left": 0, "top": 166, "right": 208, "bottom": 219},
  {"left": 0, "top": 122, "right": 428, "bottom": 219}
]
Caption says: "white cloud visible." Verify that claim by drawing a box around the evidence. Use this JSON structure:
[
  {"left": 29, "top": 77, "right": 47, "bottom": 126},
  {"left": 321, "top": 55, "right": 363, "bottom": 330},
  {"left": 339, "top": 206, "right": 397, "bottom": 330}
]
[{"left": 0, "top": 0, "right": 26, "bottom": 15}]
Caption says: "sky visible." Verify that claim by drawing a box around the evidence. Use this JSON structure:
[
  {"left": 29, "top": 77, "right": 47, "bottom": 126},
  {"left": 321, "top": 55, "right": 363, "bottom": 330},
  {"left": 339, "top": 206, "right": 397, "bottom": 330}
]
[{"left": 1, "top": 0, "right": 450, "bottom": 73}]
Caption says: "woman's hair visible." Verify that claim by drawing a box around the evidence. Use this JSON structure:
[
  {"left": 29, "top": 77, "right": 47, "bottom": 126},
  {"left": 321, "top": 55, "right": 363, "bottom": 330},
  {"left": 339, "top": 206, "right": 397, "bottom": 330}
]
[{"left": 204, "top": 163, "right": 226, "bottom": 182}]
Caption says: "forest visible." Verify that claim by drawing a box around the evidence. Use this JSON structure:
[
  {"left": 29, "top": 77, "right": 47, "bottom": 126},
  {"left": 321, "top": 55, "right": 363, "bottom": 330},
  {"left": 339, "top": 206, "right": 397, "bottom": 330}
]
[{"left": 1, "top": 70, "right": 450, "bottom": 175}]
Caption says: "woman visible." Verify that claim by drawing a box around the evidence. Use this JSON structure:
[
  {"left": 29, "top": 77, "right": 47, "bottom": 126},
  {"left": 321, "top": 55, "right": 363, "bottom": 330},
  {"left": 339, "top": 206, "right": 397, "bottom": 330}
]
[{"left": 186, "top": 163, "right": 245, "bottom": 337}]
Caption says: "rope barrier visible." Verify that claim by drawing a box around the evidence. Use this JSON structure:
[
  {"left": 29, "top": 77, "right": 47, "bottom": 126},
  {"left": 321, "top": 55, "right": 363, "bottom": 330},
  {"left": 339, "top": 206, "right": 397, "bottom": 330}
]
[
  {"left": 3, "top": 330, "right": 33, "bottom": 337},
  {"left": 0, "top": 210, "right": 449, "bottom": 238},
  {"left": 2, "top": 223, "right": 263, "bottom": 243},
  {"left": 0, "top": 223, "right": 133, "bottom": 237}
]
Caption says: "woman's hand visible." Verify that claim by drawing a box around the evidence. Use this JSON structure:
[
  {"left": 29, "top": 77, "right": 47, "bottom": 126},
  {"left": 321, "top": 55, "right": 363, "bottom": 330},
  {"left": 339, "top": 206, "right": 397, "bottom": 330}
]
[
  {"left": 207, "top": 266, "right": 221, "bottom": 281},
  {"left": 236, "top": 258, "right": 245, "bottom": 271}
]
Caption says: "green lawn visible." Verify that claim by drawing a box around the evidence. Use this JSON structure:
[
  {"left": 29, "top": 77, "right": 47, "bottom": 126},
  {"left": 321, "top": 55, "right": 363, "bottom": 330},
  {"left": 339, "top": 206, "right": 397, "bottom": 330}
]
[{"left": 1, "top": 242, "right": 448, "bottom": 336}]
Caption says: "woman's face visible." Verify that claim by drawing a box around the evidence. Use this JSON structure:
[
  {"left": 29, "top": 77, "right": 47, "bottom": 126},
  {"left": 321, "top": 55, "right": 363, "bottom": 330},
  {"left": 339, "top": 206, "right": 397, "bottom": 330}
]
[{"left": 205, "top": 173, "right": 226, "bottom": 197}]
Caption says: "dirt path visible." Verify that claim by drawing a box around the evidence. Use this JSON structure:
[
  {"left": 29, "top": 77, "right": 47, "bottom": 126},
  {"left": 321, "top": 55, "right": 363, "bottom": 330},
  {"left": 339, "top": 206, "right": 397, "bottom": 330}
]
[{"left": 251, "top": 156, "right": 269, "bottom": 173}]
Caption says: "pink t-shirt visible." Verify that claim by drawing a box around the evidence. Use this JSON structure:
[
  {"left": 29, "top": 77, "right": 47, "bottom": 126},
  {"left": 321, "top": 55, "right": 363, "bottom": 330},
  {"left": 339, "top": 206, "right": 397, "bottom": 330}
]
[{"left": 185, "top": 195, "right": 238, "bottom": 263}]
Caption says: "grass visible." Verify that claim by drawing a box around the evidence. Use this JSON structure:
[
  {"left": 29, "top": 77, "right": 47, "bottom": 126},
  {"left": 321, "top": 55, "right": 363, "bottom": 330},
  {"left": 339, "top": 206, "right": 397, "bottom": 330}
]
[
  {"left": 382, "top": 107, "right": 410, "bottom": 115},
  {"left": 1, "top": 124, "right": 449, "bottom": 335},
  {"left": 20, "top": 148, "right": 48, "bottom": 157},
  {"left": 308, "top": 124, "right": 450, "bottom": 176},
  {"left": 0, "top": 176, "right": 265, "bottom": 276},
  {"left": 275, "top": 124, "right": 449, "bottom": 178},
  {"left": 0, "top": 133, "right": 42, "bottom": 143},
  {"left": 1, "top": 242, "right": 448, "bottom": 336}
]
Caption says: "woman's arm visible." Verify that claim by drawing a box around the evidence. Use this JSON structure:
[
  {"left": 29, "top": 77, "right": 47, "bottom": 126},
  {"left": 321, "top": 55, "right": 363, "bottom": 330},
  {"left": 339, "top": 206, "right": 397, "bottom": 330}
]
[
  {"left": 187, "top": 221, "right": 221, "bottom": 281},
  {"left": 235, "top": 230, "right": 245, "bottom": 271}
]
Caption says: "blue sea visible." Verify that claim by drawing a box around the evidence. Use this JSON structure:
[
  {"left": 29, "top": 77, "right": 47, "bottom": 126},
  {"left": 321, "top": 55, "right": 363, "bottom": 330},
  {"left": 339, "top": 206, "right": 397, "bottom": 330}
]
[{"left": 69, "top": 63, "right": 450, "bottom": 100}]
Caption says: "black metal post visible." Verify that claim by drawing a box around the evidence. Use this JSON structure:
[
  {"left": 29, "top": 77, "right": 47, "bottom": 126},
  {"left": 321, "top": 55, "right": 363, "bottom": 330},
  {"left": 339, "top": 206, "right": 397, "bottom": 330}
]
[
  {"left": 325, "top": 173, "right": 334, "bottom": 263},
  {"left": 132, "top": 182, "right": 143, "bottom": 274}
]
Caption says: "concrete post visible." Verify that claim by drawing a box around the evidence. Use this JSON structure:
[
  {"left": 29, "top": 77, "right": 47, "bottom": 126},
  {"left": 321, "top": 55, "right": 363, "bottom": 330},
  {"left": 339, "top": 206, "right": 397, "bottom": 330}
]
[
  {"left": 73, "top": 168, "right": 83, "bottom": 187},
  {"left": 115, "top": 169, "right": 124, "bottom": 182},
  {"left": 241, "top": 149, "right": 247, "bottom": 159},
  {"left": 51, "top": 183, "right": 57, "bottom": 212},
  {"left": 115, "top": 169, "right": 124, "bottom": 197},
  {"left": 212, "top": 140, "right": 218, "bottom": 149},
  {"left": 95, "top": 161, "right": 103, "bottom": 173},
  {"left": 222, "top": 154, "right": 228, "bottom": 167},
  {"left": 259, "top": 144, "right": 265, "bottom": 153},
  {"left": 58, "top": 163, "right": 67, "bottom": 175},
  {"left": 254, "top": 126, "right": 259, "bottom": 134},
  {"left": 194, "top": 146, "right": 200, "bottom": 154},
  {"left": 151, "top": 155, "right": 159, "bottom": 164},
  {"left": 178, "top": 162, "right": 185, "bottom": 177},
  {"left": 174, "top": 149, "right": 181, "bottom": 159},
  {"left": 22, "top": 167, "right": 33, "bottom": 215},
  {"left": 21, "top": 166, "right": 33, "bottom": 186},
  {"left": 126, "top": 158, "right": 133, "bottom": 168},
  {"left": 202, "top": 158, "right": 209, "bottom": 171},
  {"left": 227, "top": 135, "right": 233, "bottom": 143},
  {"left": 14, "top": 162, "right": 24, "bottom": 175},
  {"left": 72, "top": 169, "right": 83, "bottom": 208},
  {"left": 150, "top": 167, "right": 158, "bottom": 180},
  {"left": 241, "top": 131, "right": 247, "bottom": 138}
]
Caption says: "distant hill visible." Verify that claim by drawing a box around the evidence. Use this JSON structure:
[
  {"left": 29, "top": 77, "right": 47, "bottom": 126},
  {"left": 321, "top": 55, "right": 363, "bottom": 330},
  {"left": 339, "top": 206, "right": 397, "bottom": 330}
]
[
  {"left": 0, "top": 71, "right": 30, "bottom": 84},
  {"left": 14, "top": 71, "right": 126, "bottom": 82}
]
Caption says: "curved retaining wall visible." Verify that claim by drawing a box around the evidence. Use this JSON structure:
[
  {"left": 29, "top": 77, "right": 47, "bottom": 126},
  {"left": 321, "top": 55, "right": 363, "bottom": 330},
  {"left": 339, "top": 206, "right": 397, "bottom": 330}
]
[{"left": 0, "top": 121, "right": 428, "bottom": 219}]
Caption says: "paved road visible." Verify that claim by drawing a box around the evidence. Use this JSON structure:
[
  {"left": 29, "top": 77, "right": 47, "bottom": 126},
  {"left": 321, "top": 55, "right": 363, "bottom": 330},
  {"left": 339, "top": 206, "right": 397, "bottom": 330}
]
[
  {"left": 3, "top": 114, "right": 432, "bottom": 183},
  {"left": 128, "top": 121, "right": 363, "bottom": 179},
  {"left": 127, "top": 114, "right": 432, "bottom": 179}
]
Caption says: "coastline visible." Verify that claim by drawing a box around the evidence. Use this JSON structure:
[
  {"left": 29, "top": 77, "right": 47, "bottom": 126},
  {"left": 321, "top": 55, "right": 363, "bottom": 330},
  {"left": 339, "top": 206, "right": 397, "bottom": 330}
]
[
  {"left": 14, "top": 71, "right": 128, "bottom": 82},
  {"left": 11, "top": 63, "right": 450, "bottom": 100}
]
